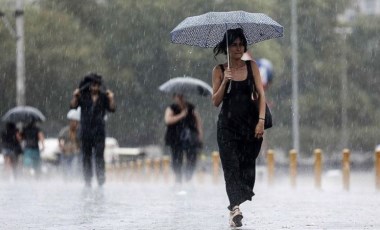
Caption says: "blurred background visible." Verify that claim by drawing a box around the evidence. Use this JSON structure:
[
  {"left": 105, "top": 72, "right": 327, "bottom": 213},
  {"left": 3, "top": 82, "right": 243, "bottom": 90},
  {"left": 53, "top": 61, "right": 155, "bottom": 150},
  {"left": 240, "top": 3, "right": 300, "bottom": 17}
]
[{"left": 0, "top": 0, "right": 379, "bottom": 161}]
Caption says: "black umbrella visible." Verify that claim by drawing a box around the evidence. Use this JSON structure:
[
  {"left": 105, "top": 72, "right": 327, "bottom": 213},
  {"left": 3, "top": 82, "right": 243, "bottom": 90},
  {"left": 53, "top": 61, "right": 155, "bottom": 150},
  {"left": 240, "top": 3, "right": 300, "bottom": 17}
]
[
  {"left": 79, "top": 73, "right": 107, "bottom": 94},
  {"left": 158, "top": 76, "right": 213, "bottom": 97},
  {"left": 2, "top": 106, "right": 46, "bottom": 123}
]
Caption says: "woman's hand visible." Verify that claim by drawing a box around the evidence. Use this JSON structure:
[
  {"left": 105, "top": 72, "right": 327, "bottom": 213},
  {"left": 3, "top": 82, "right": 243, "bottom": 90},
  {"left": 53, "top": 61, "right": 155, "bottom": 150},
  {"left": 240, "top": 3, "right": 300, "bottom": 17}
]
[
  {"left": 223, "top": 68, "right": 234, "bottom": 82},
  {"left": 255, "top": 120, "right": 265, "bottom": 139},
  {"left": 180, "top": 108, "right": 188, "bottom": 118},
  {"left": 106, "top": 90, "right": 114, "bottom": 99},
  {"left": 73, "top": 88, "right": 81, "bottom": 98},
  {"left": 165, "top": 107, "right": 187, "bottom": 125},
  {"left": 212, "top": 65, "right": 233, "bottom": 107}
]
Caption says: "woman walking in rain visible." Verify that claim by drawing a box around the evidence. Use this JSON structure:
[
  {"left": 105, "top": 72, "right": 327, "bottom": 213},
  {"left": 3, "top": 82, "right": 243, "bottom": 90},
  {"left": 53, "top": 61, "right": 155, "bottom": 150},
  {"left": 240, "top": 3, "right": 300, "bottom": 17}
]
[
  {"left": 212, "top": 28, "right": 266, "bottom": 227},
  {"left": 164, "top": 93, "right": 203, "bottom": 186}
]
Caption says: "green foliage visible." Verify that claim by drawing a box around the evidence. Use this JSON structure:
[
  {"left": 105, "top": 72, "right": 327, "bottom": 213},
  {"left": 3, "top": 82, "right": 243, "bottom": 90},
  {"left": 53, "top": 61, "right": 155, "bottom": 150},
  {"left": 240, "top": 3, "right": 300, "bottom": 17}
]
[{"left": 0, "top": 0, "right": 379, "bottom": 154}]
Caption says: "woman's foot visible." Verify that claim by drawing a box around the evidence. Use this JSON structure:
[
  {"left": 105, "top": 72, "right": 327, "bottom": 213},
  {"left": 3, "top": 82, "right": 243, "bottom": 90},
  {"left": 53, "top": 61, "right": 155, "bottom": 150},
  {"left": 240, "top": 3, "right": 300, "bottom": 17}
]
[{"left": 229, "top": 205, "right": 243, "bottom": 227}]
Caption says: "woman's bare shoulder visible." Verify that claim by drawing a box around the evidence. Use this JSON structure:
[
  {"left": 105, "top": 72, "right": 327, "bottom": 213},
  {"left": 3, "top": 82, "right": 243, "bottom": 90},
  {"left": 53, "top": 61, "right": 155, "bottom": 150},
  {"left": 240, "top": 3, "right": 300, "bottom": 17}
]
[
  {"left": 213, "top": 63, "right": 227, "bottom": 74},
  {"left": 248, "top": 59, "right": 257, "bottom": 66}
]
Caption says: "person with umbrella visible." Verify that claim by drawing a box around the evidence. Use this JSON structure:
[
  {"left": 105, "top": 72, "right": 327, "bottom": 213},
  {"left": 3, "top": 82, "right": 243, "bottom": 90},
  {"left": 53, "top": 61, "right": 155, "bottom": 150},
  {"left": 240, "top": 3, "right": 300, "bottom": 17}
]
[
  {"left": 21, "top": 121, "right": 45, "bottom": 178},
  {"left": 171, "top": 10, "right": 281, "bottom": 227},
  {"left": 70, "top": 73, "right": 115, "bottom": 187},
  {"left": 2, "top": 106, "right": 46, "bottom": 178},
  {"left": 164, "top": 92, "right": 203, "bottom": 187},
  {"left": 212, "top": 28, "right": 266, "bottom": 227}
]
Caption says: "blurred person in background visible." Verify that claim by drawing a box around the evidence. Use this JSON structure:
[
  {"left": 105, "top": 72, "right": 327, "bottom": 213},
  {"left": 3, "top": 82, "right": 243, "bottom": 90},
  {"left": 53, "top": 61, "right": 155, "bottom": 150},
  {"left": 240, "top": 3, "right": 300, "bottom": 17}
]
[
  {"left": 70, "top": 73, "right": 115, "bottom": 187},
  {"left": 1, "top": 122, "right": 22, "bottom": 180},
  {"left": 21, "top": 121, "right": 45, "bottom": 177},
  {"left": 58, "top": 109, "right": 81, "bottom": 180},
  {"left": 164, "top": 93, "right": 203, "bottom": 187}
]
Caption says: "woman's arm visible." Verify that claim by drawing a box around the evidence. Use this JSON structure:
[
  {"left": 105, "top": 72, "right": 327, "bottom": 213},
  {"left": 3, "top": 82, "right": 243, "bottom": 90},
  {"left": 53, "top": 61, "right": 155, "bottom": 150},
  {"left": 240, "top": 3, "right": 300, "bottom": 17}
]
[
  {"left": 38, "top": 131, "right": 45, "bottom": 151},
  {"left": 251, "top": 61, "right": 266, "bottom": 118},
  {"left": 164, "top": 107, "right": 187, "bottom": 125},
  {"left": 251, "top": 60, "right": 266, "bottom": 138},
  {"left": 106, "top": 90, "right": 116, "bottom": 112},
  {"left": 70, "top": 88, "right": 80, "bottom": 109},
  {"left": 194, "top": 110, "right": 203, "bottom": 142},
  {"left": 212, "top": 65, "right": 230, "bottom": 107}
]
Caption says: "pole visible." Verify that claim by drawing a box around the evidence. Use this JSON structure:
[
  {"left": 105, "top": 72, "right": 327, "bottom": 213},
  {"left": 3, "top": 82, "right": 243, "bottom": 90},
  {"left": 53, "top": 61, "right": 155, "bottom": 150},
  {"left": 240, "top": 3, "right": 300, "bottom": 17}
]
[
  {"left": 162, "top": 155, "right": 170, "bottom": 183},
  {"left": 16, "top": 0, "right": 25, "bottom": 106},
  {"left": 289, "top": 149, "right": 297, "bottom": 188},
  {"left": 375, "top": 149, "right": 380, "bottom": 190},
  {"left": 340, "top": 31, "right": 349, "bottom": 149},
  {"left": 145, "top": 158, "right": 152, "bottom": 181},
  {"left": 335, "top": 15, "right": 352, "bottom": 150},
  {"left": 212, "top": 151, "right": 220, "bottom": 184},
  {"left": 314, "top": 149, "right": 322, "bottom": 189},
  {"left": 342, "top": 148, "right": 350, "bottom": 191},
  {"left": 291, "top": 0, "right": 300, "bottom": 152},
  {"left": 267, "top": 149, "right": 275, "bottom": 185}
]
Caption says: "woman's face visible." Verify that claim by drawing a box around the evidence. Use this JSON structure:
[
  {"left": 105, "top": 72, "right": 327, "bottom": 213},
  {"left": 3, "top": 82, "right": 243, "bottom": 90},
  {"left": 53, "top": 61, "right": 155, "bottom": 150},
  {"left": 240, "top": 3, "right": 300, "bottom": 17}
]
[
  {"left": 228, "top": 37, "right": 245, "bottom": 60},
  {"left": 69, "top": 120, "right": 79, "bottom": 130}
]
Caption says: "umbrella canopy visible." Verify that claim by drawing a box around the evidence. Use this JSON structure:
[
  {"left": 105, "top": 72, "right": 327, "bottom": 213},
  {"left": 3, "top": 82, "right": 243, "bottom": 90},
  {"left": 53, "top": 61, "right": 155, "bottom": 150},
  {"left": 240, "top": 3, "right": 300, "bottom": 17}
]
[
  {"left": 170, "top": 11, "right": 283, "bottom": 48},
  {"left": 2, "top": 106, "right": 46, "bottom": 123},
  {"left": 158, "top": 77, "right": 213, "bottom": 97}
]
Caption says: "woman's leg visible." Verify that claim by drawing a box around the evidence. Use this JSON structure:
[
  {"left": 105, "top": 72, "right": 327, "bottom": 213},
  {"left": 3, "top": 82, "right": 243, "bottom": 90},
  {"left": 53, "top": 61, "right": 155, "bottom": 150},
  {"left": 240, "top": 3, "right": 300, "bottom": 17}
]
[
  {"left": 239, "top": 139, "right": 262, "bottom": 198},
  {"left": 218, "top": 137, "right": 244, "bottom": 210},
  {"left": 170, "top": 145, "right": 184, "bottom": 183},
  {"left": 10, "top": 153, "right": 19, "bottom": 175},
  {"left": 218, "top": 137, "right": 263, "bottom": 210},
  {"left": 81, "top": 140, "right": 93, "bottom": 186},
  {"left": 184, "top": 147, "right": 197, "bottom": 182},
  {"left": 23, "top": 148, "right": 33, "bottom": 169},
  {"left": 94, "top": 139, "right": 106, "bottom": 186},
  {"left": 31, "top": 149, "right": 41, "bottom": 177},
  {"left": 3, "top": 153, "right": 12, "bottom": 177}
]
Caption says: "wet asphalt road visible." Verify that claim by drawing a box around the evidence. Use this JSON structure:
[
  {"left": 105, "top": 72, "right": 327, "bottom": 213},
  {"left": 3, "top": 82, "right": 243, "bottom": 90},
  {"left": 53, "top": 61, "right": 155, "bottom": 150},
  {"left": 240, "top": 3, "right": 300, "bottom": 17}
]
[{"left": 0, "top": 170, "right": 379, "bottom": 229}]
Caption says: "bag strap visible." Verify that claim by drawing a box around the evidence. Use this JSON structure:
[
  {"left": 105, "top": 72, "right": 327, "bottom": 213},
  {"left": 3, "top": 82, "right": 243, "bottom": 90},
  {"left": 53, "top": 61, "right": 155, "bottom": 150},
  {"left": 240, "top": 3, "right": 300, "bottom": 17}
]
[
  {"left": 219, "top": 64, "right": 225, "bottom": 73},
  {"left": 219, "top": 64, "right": 231, "bottom": 95},
  {"left": 245, "top": 60, "right": 257, "bottom": 95}
]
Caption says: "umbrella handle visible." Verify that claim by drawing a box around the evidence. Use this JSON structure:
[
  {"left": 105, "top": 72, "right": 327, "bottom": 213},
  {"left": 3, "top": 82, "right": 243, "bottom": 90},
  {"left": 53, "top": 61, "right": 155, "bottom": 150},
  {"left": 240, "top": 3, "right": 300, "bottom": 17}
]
[
  {"left": 226, "top": 27, "right": 230, "bottom": 69},
  {"left": 225, "top": 26, "right": 232, "bottom": 94}
]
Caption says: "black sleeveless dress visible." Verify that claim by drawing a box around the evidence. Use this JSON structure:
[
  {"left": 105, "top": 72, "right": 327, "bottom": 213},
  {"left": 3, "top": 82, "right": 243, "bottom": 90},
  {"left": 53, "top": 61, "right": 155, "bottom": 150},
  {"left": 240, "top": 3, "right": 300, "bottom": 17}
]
[{"left": 217, "top": 61, "right": 263, "bottom": 210}]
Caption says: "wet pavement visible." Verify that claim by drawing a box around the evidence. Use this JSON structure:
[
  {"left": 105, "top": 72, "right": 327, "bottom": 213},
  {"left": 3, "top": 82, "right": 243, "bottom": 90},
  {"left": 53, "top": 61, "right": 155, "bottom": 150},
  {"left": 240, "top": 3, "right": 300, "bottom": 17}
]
[{"left": 0, "top": 170, "right": 379, "bottom": 229}]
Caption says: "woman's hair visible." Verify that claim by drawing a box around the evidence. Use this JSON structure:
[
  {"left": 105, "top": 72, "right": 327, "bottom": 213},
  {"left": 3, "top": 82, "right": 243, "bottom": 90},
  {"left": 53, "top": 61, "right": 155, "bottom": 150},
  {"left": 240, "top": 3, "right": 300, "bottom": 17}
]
[
  {"left": 213, "top": 28, "right": 247, "bottom": 58},
  {"left": 25, "top": 121, "right": 36, "bottom": 128},
  {"left": 6, "top": 122, "right": 16, "bottom": 131}
]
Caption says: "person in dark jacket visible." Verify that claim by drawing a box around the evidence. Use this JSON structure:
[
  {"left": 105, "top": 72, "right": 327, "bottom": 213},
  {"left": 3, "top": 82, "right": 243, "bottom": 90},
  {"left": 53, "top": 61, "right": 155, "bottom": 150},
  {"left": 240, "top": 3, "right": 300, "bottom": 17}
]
[
  {"left": 1, "top": 122, "right": 22, "bottom": 178},
  {"left": 164, "top": 93, "right": 203, "bottom": 185},
  {"left": 70, "top": 73, "right": 115, "bottom": 187}
]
